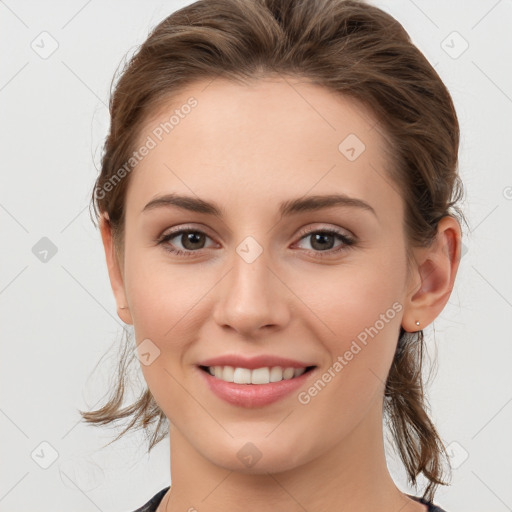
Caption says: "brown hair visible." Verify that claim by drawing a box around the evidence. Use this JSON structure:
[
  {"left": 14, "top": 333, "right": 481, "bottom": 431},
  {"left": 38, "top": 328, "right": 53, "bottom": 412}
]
[{"left": 82, "top": 0, "right": 466, "bottom": 502}]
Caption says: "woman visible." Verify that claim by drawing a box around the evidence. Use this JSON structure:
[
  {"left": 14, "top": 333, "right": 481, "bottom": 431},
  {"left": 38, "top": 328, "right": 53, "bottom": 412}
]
[{"left": 82, "top": 0, "right": 465, "bottom": 510}]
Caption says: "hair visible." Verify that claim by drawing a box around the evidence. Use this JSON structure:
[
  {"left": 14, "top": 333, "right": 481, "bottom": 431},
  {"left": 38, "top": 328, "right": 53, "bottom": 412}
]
[{"left": 82, "top": 0, "right": 467, "bottom": 502}]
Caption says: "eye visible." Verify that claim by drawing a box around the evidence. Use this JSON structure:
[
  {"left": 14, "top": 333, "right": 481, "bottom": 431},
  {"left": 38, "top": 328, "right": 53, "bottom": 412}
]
[
  {"left": 294, "top": 226, "right": 356, "bottom": 257},
  {"left": 157, "top": 227, "right": 216, "bottom": 257}
]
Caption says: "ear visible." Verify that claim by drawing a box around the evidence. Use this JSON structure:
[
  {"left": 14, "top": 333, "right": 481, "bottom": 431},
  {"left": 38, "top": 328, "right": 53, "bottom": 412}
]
[
  {"left": 99, "top": 213, "right": 133, "bottom": 325},
  {"left": 401, "top": 216, "right": 462, "bottom": 332}
]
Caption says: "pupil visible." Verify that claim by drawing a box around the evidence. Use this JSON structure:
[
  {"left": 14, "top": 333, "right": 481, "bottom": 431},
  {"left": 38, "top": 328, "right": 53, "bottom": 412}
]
[
  {"left": 183, "top": 232, "right": 204, "bottom": 249},
  {"left": 312, "top": 233, "right": 333, "bottom": 251}
]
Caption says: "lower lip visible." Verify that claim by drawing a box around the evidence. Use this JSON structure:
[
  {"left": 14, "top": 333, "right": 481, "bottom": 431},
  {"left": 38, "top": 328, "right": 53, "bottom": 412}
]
[{"left": 196, "top": 366, "right": 317, "bottom": 408}]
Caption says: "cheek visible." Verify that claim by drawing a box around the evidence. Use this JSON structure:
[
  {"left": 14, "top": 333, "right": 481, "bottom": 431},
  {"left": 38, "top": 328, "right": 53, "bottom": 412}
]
[
  {"left": 125, "top": 260, "right": 208, "bottom": 396},
  {"left": 124, "top": 241, "right": 206, "bottom": 337},
  {"left": 302, "top": 253, "right": 403, "bottom": 331},
  {"left": 291, "top": 265, "right": 404, "bottom": 437},
  {"left": 295, "top": 253, "right": 405, "bottom": 384}
]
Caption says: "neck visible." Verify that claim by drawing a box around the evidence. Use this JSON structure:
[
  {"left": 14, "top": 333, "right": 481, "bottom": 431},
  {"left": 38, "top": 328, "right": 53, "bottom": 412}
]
[{"left": 159, "top": 398, "right": 424, "bottom": 512}]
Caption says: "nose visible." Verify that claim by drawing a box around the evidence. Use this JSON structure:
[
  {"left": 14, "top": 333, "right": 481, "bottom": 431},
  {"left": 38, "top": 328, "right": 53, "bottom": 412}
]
[{"left": 212, "top": 249, "right": 291, "bottom": 338}]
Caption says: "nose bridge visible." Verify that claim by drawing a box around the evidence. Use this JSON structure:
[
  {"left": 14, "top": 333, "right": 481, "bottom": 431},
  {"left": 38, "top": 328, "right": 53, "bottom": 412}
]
[{"left": 212, "top": 233, "right": 290, "bottom": 335}]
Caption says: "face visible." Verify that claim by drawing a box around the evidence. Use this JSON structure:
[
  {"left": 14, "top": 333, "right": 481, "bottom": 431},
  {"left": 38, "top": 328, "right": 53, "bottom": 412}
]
[{"left": 107, "top": 76, "right": 418, "bottom": 473}]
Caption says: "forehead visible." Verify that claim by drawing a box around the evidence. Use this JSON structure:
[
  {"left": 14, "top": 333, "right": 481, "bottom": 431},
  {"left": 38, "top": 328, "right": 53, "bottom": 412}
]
[{"left": 126, "top": 76, "right": 400, "bottom": 223}]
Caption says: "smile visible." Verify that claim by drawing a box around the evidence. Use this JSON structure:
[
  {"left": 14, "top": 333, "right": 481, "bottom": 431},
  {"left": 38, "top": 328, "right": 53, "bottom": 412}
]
[
  {"left": 197, "top": 365, "right": 318, "bottom": 408},
  {"left": 199, "top": 365, "right": 316, "bottom": 384}
]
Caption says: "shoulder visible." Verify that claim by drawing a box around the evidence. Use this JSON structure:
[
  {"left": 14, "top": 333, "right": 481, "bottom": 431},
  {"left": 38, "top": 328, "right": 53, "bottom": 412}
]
[
  {"left": 408, "top": 494, "right": 449, "bottom": 512},
  {"left": 428, "top": 505, "right": 448, "bottom": 512},
  {"left": 129, "top": 486, "right": 170, "bottom": 512}
]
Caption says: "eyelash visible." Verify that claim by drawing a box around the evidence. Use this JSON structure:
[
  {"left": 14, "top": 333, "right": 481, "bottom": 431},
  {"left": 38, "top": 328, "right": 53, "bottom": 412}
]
[{"left": 156, "top": 225, "right": 356, "bottom": 259}]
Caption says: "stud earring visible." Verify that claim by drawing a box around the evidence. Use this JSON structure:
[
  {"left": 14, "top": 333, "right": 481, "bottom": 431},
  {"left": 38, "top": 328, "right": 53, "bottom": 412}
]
[{"left": 415, "top": 320, "right": 420, "bottom": 326}]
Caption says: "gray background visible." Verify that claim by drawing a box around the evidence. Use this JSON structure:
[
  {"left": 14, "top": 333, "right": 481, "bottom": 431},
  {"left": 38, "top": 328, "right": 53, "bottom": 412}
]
[{"left": 1, "top": 1, "right": 511, "bottom": 511}]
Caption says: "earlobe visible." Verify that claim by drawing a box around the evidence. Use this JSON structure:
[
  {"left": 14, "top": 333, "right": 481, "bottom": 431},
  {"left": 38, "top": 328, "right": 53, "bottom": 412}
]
[
  {"left": 99, "top": 213, "right": 133, "bottom": 325},
  {"left": 401, "top": 216, "right": 462, "bottom": 332}
]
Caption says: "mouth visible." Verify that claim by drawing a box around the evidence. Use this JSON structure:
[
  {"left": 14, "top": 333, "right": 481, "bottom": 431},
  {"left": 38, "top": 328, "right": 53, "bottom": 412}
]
[
  {"left": 196, "top": 363, "right": 319, "bottom": 408},
  {"left": 198, "top": 364, "right": 317, "bottom": 385}
]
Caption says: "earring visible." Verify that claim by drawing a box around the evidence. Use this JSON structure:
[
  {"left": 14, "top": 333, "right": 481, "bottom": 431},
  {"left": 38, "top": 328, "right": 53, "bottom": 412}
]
[{"left": 415, "top": 320, "right": 420, "bottom": 326}]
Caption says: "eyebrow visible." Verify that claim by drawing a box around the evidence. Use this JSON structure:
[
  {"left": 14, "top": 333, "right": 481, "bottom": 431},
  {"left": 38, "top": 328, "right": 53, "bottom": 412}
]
[{"left": 141, "top": 192, "right": 377, "bottom": 218}]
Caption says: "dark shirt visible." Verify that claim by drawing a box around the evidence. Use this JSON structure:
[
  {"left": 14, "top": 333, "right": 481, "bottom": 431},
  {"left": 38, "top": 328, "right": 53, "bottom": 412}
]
[
  {"left": 130, "top": 486, "right": 448, "bottom": 511},
  {"left": 130, "top": 486, "right": 169, "bottom": 512}
]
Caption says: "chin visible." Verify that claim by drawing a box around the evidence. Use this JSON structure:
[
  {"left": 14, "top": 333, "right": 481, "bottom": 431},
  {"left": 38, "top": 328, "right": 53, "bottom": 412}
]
[{"left": 203, "top": 436, "right": 312, "bottom": 475}]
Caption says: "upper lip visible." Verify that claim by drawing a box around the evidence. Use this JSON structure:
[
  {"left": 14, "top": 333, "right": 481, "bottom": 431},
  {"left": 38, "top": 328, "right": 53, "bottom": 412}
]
[{"left": 197, "top": 354, "right": 317, "bottom": 370}]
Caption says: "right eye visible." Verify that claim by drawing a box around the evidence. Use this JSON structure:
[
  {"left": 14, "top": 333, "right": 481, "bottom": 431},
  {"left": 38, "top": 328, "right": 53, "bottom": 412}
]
[{"left": 157, "top": 228, "right": 217, "bottom": 257}]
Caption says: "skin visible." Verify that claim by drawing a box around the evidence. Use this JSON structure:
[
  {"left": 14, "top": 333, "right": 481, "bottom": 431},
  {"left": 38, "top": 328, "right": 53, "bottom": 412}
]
[{"left": 100, "top": 76, "right": 461, "bottom": 512}]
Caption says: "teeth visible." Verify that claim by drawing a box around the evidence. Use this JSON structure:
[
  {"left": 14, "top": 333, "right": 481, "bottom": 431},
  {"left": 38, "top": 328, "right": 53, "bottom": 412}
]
[
  {"left": 252, "top": 367, "right": 270, "bottom": 384},
  {"left": 207, "top": 366, "right": 308, "bottom": 384}
]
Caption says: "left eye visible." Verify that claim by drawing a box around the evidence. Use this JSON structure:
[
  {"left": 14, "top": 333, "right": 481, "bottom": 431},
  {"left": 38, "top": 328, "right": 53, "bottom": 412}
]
[{"left": 295, "top": 229, "right": 355, "bottom": 253}]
